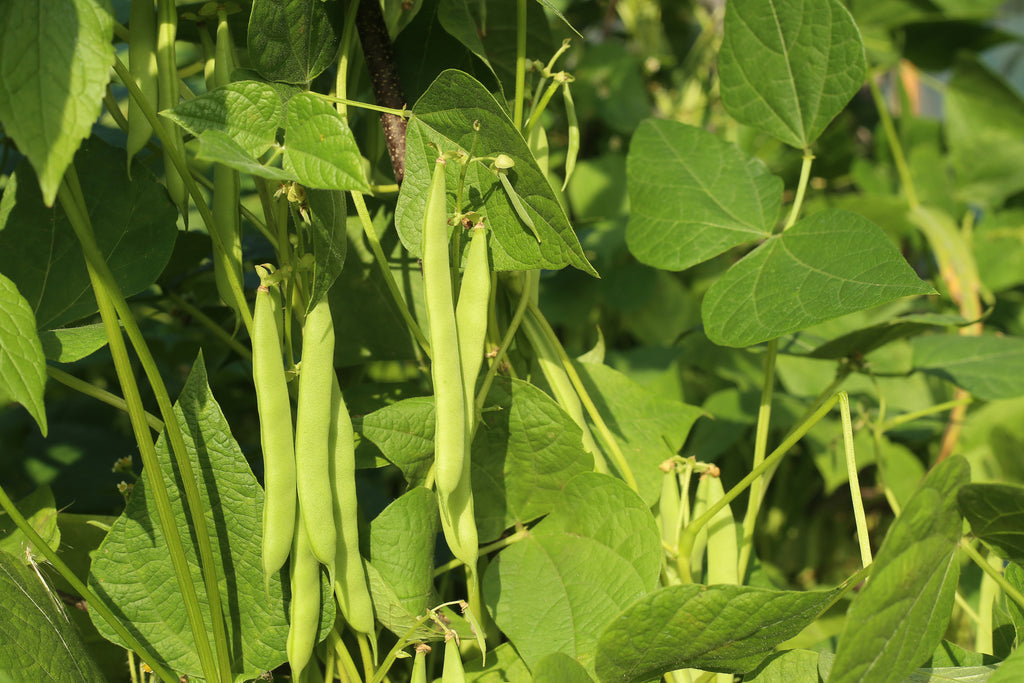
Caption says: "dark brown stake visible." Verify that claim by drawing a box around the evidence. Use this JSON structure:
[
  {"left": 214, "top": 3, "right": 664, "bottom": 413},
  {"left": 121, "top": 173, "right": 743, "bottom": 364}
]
[{"left": 356, "top": 0, "right": 408, "bottom": 184}]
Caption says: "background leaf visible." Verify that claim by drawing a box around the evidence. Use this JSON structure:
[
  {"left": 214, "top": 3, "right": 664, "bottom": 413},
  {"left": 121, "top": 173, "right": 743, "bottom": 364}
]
[
  {"left": 626, "top": 119, "right": 782, "bottom": 272},
  {"left": 305, "top": 189, "right": 348, "bottom": 312},
  {"left": 958, "top": 483, "right": 1024, "bottom": 565},
  {"left": 828, "top": 456, "right": 969, "bottom": 683},
  {"left": 0, "top": 0, "right": 113, "bottom": 205},
  {"left": 702, "top": 210, "right": 936, "bottom": 347},
  {"left": 718, "top": 0, "right": 867, "bottom": 148},
  {"left": 395, "top": 70, "right": 595, "bottom": 275},
  {"left": 0, "top": 487, "right": 59, "bottom": 561},
  {"left": 247, "top": 0, "right": 343, "bottom": 85},
  {"left": 913, "top": 334, "right": 1024, "bottom": 400},
  {"left": 38, "top": 324, "right": 109, "bottom": 364},
  {"left": 0, "top": 139, "right": 179, "bottom": 331},
  {"left": 0, "top": 274, "right": 47, "bottom": 435}
]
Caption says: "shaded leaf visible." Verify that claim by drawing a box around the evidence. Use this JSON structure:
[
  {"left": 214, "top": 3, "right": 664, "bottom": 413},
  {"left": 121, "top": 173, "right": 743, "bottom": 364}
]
[
  {"left": 39, "top": 324, "right": 109, "bottom": 364},
  {"left": 0, "top": 139, "right": 179, "bottom": 331},
  {"left": 0, "top": 487, "right": 59, "bottom": 561},
  {"left": 626, "top": 119, "right": 782, "bottom": 272},
  {"left": 702, "top": 210, "right": 935, "bottom": 348},
  {"left": 744, "top": 650, "right": 820, "bottom": 682},
  {"left": 829, "top": 456, "right": 969, "bottom": 683},
  {"left": 719, "top": 0, "right": 866, "bottom": 148},
  {"left": 959, "top": 483, "right": 1024, "bottom": 566},
  {"left": 533, "top": 652, "right": 594, "bottom": 682},
  {"left": 0, "top": 0, "right": 113, "bottom": 205},
  {"left": 194, "top": 130, "right": 293, "bottom": 181},
  {"left": 247, "top": 0, "right": 342, "bottom": 85},
  {"left": 305, "top": 190, "right": 347, "bottom": 313},
  {"left": 913, "top": 334, "right": 1024, "bottom": 401}
]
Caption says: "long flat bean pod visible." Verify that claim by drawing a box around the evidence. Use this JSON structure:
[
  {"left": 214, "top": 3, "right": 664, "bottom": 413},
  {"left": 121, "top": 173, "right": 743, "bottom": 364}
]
[
  {"left": 328, "top": 375, "right": 375, "bottom": 635},
  {"left": 253, "top": 274, "right": 297, "bottom": 590},
  {"left": 455, "top": 224, "right": 490, "bottom": 432},
  {"left": 294, "top": 297, "right": 338, "bottom": 569},
  {"left": 421, "top": 157, "right": 466, "bottom": 497},
  {"left": 126, "top": 0, "right": 158, "bottom": 170},
  {"left": 156, "top": 0, "right": 187, "bottom": 219},
  {"left": 441, "top": 636, "right": 467, "bottom": 683}
]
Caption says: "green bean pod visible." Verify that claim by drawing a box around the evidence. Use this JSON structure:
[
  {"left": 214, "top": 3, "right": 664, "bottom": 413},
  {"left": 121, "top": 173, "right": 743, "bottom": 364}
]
[
  {"left": 328, "top": 375, "right": 375, "bottom": 634},
  {"left": 441, "top": 636, "right": 466, "bottom": 683},
  {"left": 561, "top": 80, "right": 579, "bottom": 191},
  {"left": 422, "top": 157, "right": 466, "bottom": 497},
  {"left": 703, "top": 473, "right": 739, "bottom": 585},
  {"left": 253, "top": 275, "right": 297, "bottom": 591},
  {"left": 294, "top": 296, "right": 337, "bottom": 570},
  {"left": 411, "top": 645, "right": 428, "bottom": 683},
  {"left": 126, "top": 0, "right": 158, "bottom": 171},
  {"left": 156, "top": 0, "right": 188, "bottom": 221},
  {"left": 287, "top": 516, "right": 322, "bottom": 678},
  {"left": 455, "top": 224, "right": 490, "bottom": 432}
]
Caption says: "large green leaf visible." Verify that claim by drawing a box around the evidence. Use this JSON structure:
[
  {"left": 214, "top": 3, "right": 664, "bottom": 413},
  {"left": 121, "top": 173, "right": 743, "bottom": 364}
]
[
  {"left": 959, "top": 483, "right": 1024, "bottom": 566},
  {"left": 594, "top": 583, "right": 843, "bottom": 681},
  {"left": 361, "top": 396, "right": 436, "bottom": 486},
  {"left": 88, "top": 356, "right": 332, "bottom": 678},
  {"left": 0, "top": 0, "right": 113, "bottom": 206},
  {"left": 0, "top": 139, "right": 179, "bottom": 331},
  {"left": 625, "top": 119, "right": 782, "bottom": 272},
  {"left": 193, "top": 130, "right": 294, "bottom": 181},
  {"left": 702, "top": 210, "right": 935, "bottom": 348},
  {"left": 366, "top": 487, "right": 440, "bottom": 638},
  {"left": 0, "top": 274, "right": 47, "bottom": 435},
  {"left": 718, "top": 0, "right": 866, "bottom": 148},
  {"left": 162, "top": 81, "right": 282, "bottom": 158},
  {"left": 913, "top": 334, "right": 1024, "bottom": 401},
  {"left": 247, "top": 0, "right": 342, "bottom": 85},
  {"left": 574, "top": 362, "right": 702, "bottom": 506},
  {"left": 745, "top": 650, "right": 820, "bottom": 682},
  {"left": 283, "top": 93, "right": 370, "bottom": 192},
  {"left": 463, "top": 642, "right": 533, "bottom": 682},
  {"left": 0, "top": 549, "right": 105, "bottom": 682},
  {"left": 395, "top": 70, "right": 595, "bottom": 275},
  {"left": 532, "top": 652, "right": 594, "bottom": 682},
  {"left": 484, "top": 473, "right": 660, "bottom": 675},
  {"left": 473, "top": 377, "right": 593, "bottom": 543},
  {"left": 829, "top": 456, "right": 969, "bottom": 683}
]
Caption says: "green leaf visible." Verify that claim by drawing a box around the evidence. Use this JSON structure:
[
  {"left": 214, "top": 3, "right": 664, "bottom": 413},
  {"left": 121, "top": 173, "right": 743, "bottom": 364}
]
[
  {"left": 0, "top": 487, "right": 59, "bottom": 561},
  {"left": 305, "top": 190, "right": 348, "bottom": 313},
  {"left": 574, "top": 362, "right": 702, "bottom": 506},
  {"left": 0, "top": 274, "right": 47, "bottom": 435},
  {"left": 194, "top": 130, "right": 294, "bottom": 181},
  {"left": 283, "top": 93, "right": 371, "bottom": 192},
  {"left": 783, "top": 312, "right": 966, "bottom": 360},
  {"left": 594, "top": 583, "right": 843, "bottom": 681},
  {"left": 366, "top": 487, "right": 440, "bottom": 638},
  {"left": 958, "top": 483, "right": 1024, "bottom": 565},
  {"left": 473, "top": 377, "right": 593, "bottom": 543},
  {"left": 395, "top": 70, "right": 596, "bottom": 275},
  {"left": 162, "top": 81, "right": 283, "bottom": 158},
  {"left": 247, "top": 0, "right": 343, "bottom": 85},
  {"left": 361, "top": 396, "right": 436, "bottom": 486},
  {"left": 0, "top": 0, "right": 114, "bottom": 205},
  {"left": 88, "top": 355, "right": 329, "bottom": 678},
  {"left": 744, "top": 650, "right": 820, "bottom": 682},
  {"left": 718, "top": 0, "right": 866, "bottom": 148},
  {"left": 0, "top": 139, "right": 179, "bottom": 331},
  {"left": 974, "top": 209, "right": 1024, "bottom": 293},
  {"left": 0, "top": 549, "right": 105, "bottom": 682},
  {"left": 463, "top": 642, "right": 532, "bottom": 682},
  {"left": 532, "top": 652, "right": 594, "bottom": 682},
  {"left": 484, "top": 473, "right": 660, "bottom": 675},
  {"left": 38, "top": 324, "right": 109, "bottom": 363},
  {"left": 702, "top": 210, "right": 936, "bottom": 348},
  {"left": 625, "top": 119, "right": 782, "bottom": 271},
  {"left": 913, "top": 334, "right": 1024, "bottom": 401},
  {"left": 829, "top": 456, "right": 969, "bottom": 683}
]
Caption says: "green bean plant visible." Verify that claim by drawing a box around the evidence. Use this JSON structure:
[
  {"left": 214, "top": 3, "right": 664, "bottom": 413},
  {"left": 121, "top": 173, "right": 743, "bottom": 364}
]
[{"left": 4, "top": 0, "right": 1024, "bottom": 682}]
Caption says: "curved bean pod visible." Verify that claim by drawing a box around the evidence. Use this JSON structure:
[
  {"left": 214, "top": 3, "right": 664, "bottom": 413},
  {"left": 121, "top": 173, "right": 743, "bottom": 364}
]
[{"left": 441, "top": 636, "right": 467, "bottom": 683}]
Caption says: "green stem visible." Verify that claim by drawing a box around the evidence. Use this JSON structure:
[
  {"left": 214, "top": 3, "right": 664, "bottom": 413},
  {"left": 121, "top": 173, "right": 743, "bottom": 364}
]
[
  {"left": 112, "top": 55, "right": 253, "bottom": 335},
  {"left": 868, "top": 76, "right": 920, "bottom": 210},
  {"left": 839, "top": 393, "right": 872, "bottom": 567},
  {"left": 513, "top": 0, "right": 528, "bottom": 129},
  {"left": 334, "top": 0, "right": 361, "bottom": 119},
  {"left": 783, "top": 151, "right": 814, "bottom": 230},
  {"left": 474, "top": 275, "right": 532, "bottom": 417},
  {"left": 47, "top": 366, "right": 163, "bottom": 433},
  {"left": 523, "top": 78, "right": 561, "bottom": 137},
  {"left": 163, "top": 290, "right": 252, "bottom": 360},
  {"left": 737, "top": 339, "right": 777, "bottom": 580},
  {"left": 433, "top": 527, "right": 530, "bottom": 577},
  {"left": 59, "top": 172, "right": 233, "bottom": 683},
  {"left": 368, "top": 613, "right": 439, "bottom": 683},
  {"left": 961, "top": 540, "right": 1024, "bottom": 613},
  {"left": 677, "top": 393, "right": 843, "bottom": 582},
  {"left": 350, "top": 191, "right": 431, "bottom": 359},
  {"left": 316, "top": 94, "right": 408, "bottom": 119},
  {"left": 881, "top": 396, "right": 973, "bottom": 432}
]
